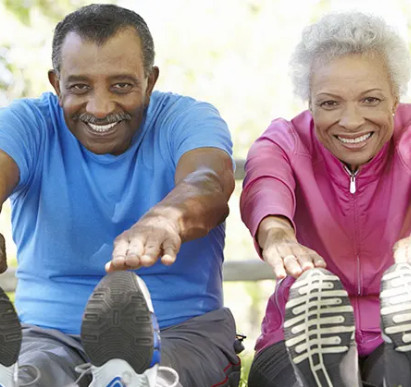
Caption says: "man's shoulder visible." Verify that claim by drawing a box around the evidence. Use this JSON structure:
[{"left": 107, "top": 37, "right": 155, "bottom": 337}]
[
  {"left": 149, "top": 91, "right": 218, "bottom": 116},
  {"left": 1, "top": 92, "right": 59, "bottom": 120}
]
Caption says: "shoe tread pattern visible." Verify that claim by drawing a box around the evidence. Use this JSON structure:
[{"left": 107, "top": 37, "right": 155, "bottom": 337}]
[
  {"left": 81, "top": 272, "right": 154, "bottom": 374},
  {"left": 284, "top": 268, "right": 355, "bottom": 387},
  {"left": 380, "top": 263, "right": 411, "bottom": 352},
  {"left": 0, "top": 288, "right": 21, "bottom": 367}
]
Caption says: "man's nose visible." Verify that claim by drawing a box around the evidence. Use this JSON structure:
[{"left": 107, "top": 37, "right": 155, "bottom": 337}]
[
  {"left": 338, "top": 104, "right": 365, "bottom": 130},
  {"left": 86, "top": 91, "right": 115, "bottom": 119}
]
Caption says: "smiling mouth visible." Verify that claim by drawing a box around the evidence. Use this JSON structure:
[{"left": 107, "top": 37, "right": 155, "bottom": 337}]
[
  {"left": 336, "top": 132, "right": 373, "bottom": 144},
  {"left": 86, "top": 121, "right": 120, "bottom": 133}
]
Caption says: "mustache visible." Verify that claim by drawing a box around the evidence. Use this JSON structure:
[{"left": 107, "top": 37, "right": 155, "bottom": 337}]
[{"left": 73, "top": 112, "right": 132, "bottom": 125}]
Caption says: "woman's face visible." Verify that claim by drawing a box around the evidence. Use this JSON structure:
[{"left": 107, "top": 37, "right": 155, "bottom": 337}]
[{"left": 309, "top": 53, "right": 398, "bottom": 171}]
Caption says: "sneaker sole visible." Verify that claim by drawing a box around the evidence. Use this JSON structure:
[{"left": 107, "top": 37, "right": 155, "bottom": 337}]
[
  {"left": 81, "top": 271, "right": 159, "bottom": 374},
  {"left": 284, "top": 268, "right": 355, "bottom": 387},
  {"left": 380, "top": 263, "right": 411, "bottom": 352},
  {"left": 0, "top": 288, "right": 21, "bottom": 367}
]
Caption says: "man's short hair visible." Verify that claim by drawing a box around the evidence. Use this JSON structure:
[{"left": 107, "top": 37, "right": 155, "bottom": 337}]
[{"left": 52, "top": 3, "right": 155, "bottom": 76}]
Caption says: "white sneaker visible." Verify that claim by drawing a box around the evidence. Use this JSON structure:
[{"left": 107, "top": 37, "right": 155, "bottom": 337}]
[
  {"left": 380, "top": 263, "right": 411, "bottom": 387},
  {"left": 80, "top": 272, "right": 178, "bottom": 387},
  {"left": 0, "top": 287, "right": 21, "bottom": 387},
  {"left": 380, "top": 262, "right": 411, "bottom": 351},
  {"left": 75, "top": 360, "right": 159, "bottom": 387},
  {"left": 284, "top": 268, "right": 358, "bottom": 387}
]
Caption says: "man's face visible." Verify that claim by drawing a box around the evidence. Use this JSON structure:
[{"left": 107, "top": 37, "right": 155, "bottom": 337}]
[{"left": 49, "top": 28, "right": 159, "bottom": 155}]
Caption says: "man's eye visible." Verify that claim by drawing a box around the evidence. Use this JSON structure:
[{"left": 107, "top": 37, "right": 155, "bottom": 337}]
[
  {"left": 113, "top": 83, "right": 132, "bottom": 92},
  {"left": 68, "top": 84, "right": 89, "bottom": 93}
]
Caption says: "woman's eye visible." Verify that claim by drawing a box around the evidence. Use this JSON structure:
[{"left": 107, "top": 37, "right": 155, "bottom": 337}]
[
  {"left": 363, "top": 97, "right": 381, "bottom": 105},
  {"left": 320, "top": 100, "right": 338, "bottom": 109}
]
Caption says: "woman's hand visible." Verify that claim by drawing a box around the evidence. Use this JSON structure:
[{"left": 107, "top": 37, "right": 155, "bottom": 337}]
[
  {"left": 257, "top": 216, "right": 326, "bottom": 279},
  {"left": 393, "top": 235, "right": 411, "bottom": 263}
]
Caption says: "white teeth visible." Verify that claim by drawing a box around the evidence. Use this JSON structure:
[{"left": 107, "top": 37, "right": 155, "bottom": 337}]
[
  {"left": 88, "top": 122, "right": 118, "bottom": 132},
  {"left": 337, "top": 133, "right": 372, "bottom": 144}
]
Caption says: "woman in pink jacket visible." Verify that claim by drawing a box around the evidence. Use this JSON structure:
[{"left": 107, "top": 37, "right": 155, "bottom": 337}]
[{"left": 241, "top": 11, "right": 411, "bottom": 387}]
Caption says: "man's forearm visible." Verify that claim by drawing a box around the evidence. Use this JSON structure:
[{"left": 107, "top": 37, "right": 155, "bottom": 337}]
[{"left": 145, "top": 168, "right": 233, "bottom": 242}]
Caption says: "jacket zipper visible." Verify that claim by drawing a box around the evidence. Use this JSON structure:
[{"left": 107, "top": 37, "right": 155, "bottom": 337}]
[
  {"left": 344, "top": 166, "right": 359, "bottom": 194},
  {"left": 357, "top": 255, "right": 361, "bottom": 295},
  {"left": 344, "top": 165, "right": 361, "bottom": 295}
]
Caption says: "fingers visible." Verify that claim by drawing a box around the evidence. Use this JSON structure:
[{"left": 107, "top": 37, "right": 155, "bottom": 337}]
[
  {"left": 282, "top": 254, "right": 302, "bottom": 278},
  {"left": 160, "top": 237, "right": 180, "bottom": 266},
  {"left": 111, "top": 237, "right": 134, "bottom": 268},
  {"left": 297, "top": 250, "right": 326, "bottom": 271},
  {"left": 264, "top": 244, "right": 326, "bottom": 279},
  {"left": 270, "top": 255, "right": 287, "bottom": 279},
  {"left": 393, "top": 236, "right": 411, "bottom": 263},
  {"left": 107, "top": 226, "right": 181, "bottom": 272}
]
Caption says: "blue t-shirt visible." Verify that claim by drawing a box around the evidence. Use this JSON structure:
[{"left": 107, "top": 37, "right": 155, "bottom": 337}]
[{"left": 0, "top": 91, "right": 232, "bottom": 334}]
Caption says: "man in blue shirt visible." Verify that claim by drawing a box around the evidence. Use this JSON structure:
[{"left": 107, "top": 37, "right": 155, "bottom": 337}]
[{"left": 0, "top": 4, "right": 240, "bottom": 386}]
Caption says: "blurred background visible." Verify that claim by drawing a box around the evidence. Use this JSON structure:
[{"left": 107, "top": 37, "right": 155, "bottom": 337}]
[{"left": 1, "top": 0, "right": 411, "bottom": 382}]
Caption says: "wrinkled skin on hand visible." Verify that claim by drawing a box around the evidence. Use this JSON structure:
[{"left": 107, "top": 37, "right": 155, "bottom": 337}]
[
  {"left": 262, "top": 230, "right": 326, "bottom": 279},
  {"left": 106, "top": 211, "right": 182, "bottom": 272},
  {"left": 257, "top": 216, "right": 326, "bottom": 279},
  {"left": 394, "top": 235, "right": 411, "bottom": 263},
  {"left": 0, "top": 233, "right": 7, "bottom": 274}
]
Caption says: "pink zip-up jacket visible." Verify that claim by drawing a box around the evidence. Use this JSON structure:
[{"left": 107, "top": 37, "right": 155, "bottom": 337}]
[{"left": 240, "top": 105, "right": 411, "bottom": 356}]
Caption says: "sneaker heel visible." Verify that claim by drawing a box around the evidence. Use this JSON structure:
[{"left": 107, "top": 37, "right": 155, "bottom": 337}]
[
  {"left": 284, "top": 268, "right": 356, "bottom": 387},
  {"left": 81, "top": 272, "right": 160, "bottom": 386}
]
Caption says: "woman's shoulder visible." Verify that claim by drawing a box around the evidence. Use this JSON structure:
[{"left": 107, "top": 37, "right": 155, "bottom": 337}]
[
  {"left": 393, "top": 103, "right": 411, "bottom": 171},
  {"left": 259, "top": 110, "right": 314, "bottom": 154},
  {"left": 394, "top": 103, "right": 411, "bottom": 132}
]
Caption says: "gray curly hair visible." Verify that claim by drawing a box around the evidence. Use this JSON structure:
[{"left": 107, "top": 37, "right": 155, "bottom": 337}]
[{"left": 290, "top": 12, "right": 411, "bottom": 100}]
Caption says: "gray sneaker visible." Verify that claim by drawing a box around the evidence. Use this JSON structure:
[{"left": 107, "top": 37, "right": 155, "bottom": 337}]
[
  {"left": 0, "top": 287, "right": 21, "bottom": 387},
  {"left": 80, "top": 271, "right": 178, "bottom": 387},
  {"left": 284, "top": 268, "right": 358, "bottom": 387}
]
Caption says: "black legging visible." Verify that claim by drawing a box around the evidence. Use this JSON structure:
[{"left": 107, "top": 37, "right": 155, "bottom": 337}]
[{"left": 248, "top": 341, "right": 385, "bottom": 387}]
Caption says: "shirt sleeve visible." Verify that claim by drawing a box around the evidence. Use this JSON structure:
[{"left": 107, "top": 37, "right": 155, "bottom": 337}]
[
  {"left": 166, "top": 98, "right": 233, "bottom": 166},
  {"left": 240, "top": 120, "right": 297, "bottom": 256},
  {"left": 0, "top": 99, "right": 44, "bottom": 192}
]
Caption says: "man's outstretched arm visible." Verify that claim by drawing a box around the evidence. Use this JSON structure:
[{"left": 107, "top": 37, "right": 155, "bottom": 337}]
[
  {"left": 106, "top": 147, "right": 234, "bottom": 272},
  {"left": 0, "top": 150, "right": 19, "bottom": 273}
]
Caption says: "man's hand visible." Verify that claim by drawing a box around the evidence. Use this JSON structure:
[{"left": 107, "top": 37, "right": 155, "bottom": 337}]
[
  {"left": 106, "top": 211, "right": 182, "bottom": 272},
  {"left": 258, "top": 216, "right": 326, "bottom": 279},
  {"left": 106, "top": 147, "right": 233, "bottom": 273},
  {"left": 0, "top": 233, "right": 7, "bottom": 274},
  {"left": 393, "top": 235, "right": 411, "bottom": 263}
]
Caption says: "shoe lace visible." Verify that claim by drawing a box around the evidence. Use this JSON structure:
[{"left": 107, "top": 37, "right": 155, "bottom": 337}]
[
  {"left": 74, "top": 363, "right": 92, "bottom": 385},
  {"left": 74, "top": 363, "right": 180, "bottom": 387},
  {"left": 18, "top": 364, "right": 41, "bottom": 386}
]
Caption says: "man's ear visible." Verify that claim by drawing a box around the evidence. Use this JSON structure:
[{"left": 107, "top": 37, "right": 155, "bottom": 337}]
[
  {"left": 48, "top": 70, "right": 62, "bottom": 105},
  {"left": 145, "top": 66, "right": 159, "bottom": 101}
]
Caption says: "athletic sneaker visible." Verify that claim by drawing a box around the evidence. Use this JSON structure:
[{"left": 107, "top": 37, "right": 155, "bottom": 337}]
[
  {"left": 284, "top": 268, "right": 358, "bottom": 387},
  {"left": 0, "top": 287, "right": 21, "bottom": 387},
  {"left": 380, "top": 263, "right": 411, "bottom": 386},
  {"left": 79, "top": 271, "right": 179, "bottom": 387}
]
